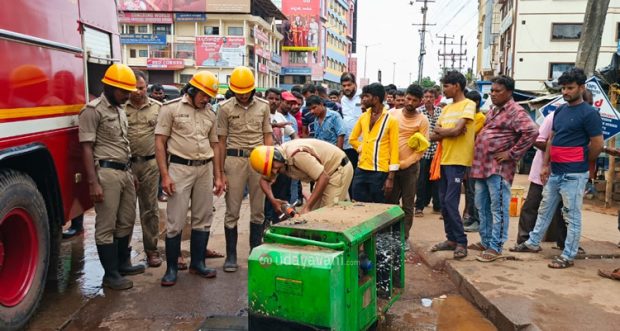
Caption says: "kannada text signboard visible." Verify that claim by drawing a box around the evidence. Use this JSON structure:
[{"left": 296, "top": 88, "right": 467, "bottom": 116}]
[{"left": 195, "top": 36, "right": 246, "bottom": 67}]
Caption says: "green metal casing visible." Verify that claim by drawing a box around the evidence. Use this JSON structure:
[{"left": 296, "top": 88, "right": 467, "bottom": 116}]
[{"left": 248, "top": 202, "right": 405, "bottom": 331}]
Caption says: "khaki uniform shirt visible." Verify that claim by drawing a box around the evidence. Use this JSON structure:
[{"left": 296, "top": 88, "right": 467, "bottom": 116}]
[
  {"left": 280, "top": 138, "right": 347, "bottom": 182},
  {"left": 125, "top": 97, "right": 161, "bottom": 157},
  {"left": 217, "top": 97, "right": 272, "bottom": 149},
  {"left": 155, "top": 95, "right": 218, "bottom": 160},
  {"left": 78, "top": 93, "right": 131, "bottom": 163}
]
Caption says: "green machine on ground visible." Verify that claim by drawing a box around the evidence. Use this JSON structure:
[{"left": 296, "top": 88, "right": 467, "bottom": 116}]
[{"left": 248, "top": 202, "right": 405, "bottom": 330}]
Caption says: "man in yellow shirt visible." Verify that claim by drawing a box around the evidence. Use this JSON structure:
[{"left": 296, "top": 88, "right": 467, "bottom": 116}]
[
  {"left": 387, "top": 84, "right": 429, "bottom": 249},
  {"left": 429, "top": 71, "right": 476, "bottom": 259},
  {"left": 349, "top": 83, "right": 399, "bottom": 203}
]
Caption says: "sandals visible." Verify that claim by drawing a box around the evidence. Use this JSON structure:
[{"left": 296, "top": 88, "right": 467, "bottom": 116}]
[
  {"left": 453, "top": 245, "right": 468, "bottom": 259},
  {"left": 206, "top": 249, "right": 224, "bottom": 259},
  {"left": 467, "top": 242, "right": 487, "bottom": 251},
  {"left": 548, "top": 256, "right": 574, "bottom": 269},
  {"left": 509, "top": 243, "right": 542, "bottom": 253},
  {"left": 414, "top": 209, "right": 424, "bottom": 217},
  {"left": 431, "top": 240, "right": 456, "bottom": 252},
  {"left": 177, "top": 256, "right": 188, "bottom": 270},
  {"left": 476, "top": 249, "right": 502, "bottom": 262},
  {"left": 598, "top": 268, "right": 620, "bottom": 281}
]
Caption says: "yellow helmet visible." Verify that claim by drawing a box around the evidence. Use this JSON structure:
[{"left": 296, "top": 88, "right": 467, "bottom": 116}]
[
  {"left": 189, "top": 71, "right": 219, "bottom": 98},
  {"left": 229, "top": 66, "right": 255, "bottom": 94},
  {"left": 249, "top": 146, "right": 286, "bottom": 176},
  {"left": 101, "top": 63, "right": 137, "bottom": 92},
  {"left": 407, "top": 132, "right": 430, "bottom": 153}
]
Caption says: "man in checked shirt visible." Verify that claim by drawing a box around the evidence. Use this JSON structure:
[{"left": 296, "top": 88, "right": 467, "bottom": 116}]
[
  {"left": 470, "top": 75, "right": 538, "bottom": 262},
  {"left": 414, "top": 89, "right": 442, "bottom": 217}
]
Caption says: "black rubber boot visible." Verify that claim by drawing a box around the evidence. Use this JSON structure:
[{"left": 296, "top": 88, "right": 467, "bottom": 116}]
[
  {"left": 116, "top": 236, "right": 145, "bottom": 275},
  {"left": 96, "top": 243, "right": 133, "bottom": 290},
  {"left": 223, "top": 226, "right": 238, "bottom": 272},
  {"left": 249, "top": 222, "right": 264, "bottom": 251},
  {"left": 161, "top": 234, "right": 181, "bottom": 286},
  {"left": 189, "top": 230, "right": 217, "bottom": 278}
]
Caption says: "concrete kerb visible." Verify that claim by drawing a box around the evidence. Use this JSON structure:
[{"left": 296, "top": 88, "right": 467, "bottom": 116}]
[{"left": 413, "top": 239, "right": 620, "bottom": 330}]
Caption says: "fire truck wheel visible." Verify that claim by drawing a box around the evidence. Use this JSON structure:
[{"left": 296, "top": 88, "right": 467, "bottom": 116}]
[{"left": 0, "top": 170, "right": 50, "bottom": 331}]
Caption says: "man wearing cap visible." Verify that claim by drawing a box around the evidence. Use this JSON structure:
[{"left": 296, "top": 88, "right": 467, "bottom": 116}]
[
  {"left": 156, "top": 71, "right": 225, "bottom": 286},
  {"left": 217, "top": 66, "right": 272, "bottom": 273},
  {"left": 250, "top": 139, "right": 353, "bottom": 214},
  {"left": 125, "top": 70, "right": 163, "bottom": 268},
  {"left": 79, "top": 63, "right": 144, "bottom": 291}
]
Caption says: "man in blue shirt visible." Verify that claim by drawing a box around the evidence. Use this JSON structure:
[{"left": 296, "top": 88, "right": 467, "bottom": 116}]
[
  {"left": 307, "top": 95, "right": 346, "bottom": 148},
  {"left": 513, "top": 68, "right": 604, "bottom": 269}
]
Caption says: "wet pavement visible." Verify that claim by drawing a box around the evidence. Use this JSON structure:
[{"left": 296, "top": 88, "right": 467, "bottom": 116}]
[{"left": 27, "top": 193, "right": 496, "bottom": 330}]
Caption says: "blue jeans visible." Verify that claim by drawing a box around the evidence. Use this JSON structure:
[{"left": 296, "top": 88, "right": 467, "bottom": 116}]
[
  {"left": 289, "top": 179, "right": 300, "bottom": 204},
  {"left": 475, "top": 175, "right": 511, "bottom": 253},
  {"left": 352, "top": 168, "right": 388, "bottom": 203},
  {"left": 439, "top": 165, "right": 467, "bottom": 245},
  {"left": 525, "top": 172, "right": 589, "bottom": 261}
]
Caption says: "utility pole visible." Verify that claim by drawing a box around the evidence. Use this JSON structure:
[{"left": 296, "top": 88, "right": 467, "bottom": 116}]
[
  {"left": 576, "top": 0, "right": 610, "bottom": 76},
  {"left": 438, "top": 34, "right": 466, "bottom": 73},
  {"left": 411, "top": 0, "right": 435, "bottom": 84},
  {"left": 457, "top": 35, "right": 467, "bottom": 71},
  {"left": 436, "top": 34, "right": 454, "bottom": 74}
]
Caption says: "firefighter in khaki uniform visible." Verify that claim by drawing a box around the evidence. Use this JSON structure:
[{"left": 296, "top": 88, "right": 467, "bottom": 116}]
[
  {"left": 250, "top": 139, "right": 353, "bottom": 214},
  {"left": 155, "top": 71, "right": 225, "bottom": 287},
  {"left": 125, "top": 70, "right": 162, "bottom": 267},
  {"left": 79, "top": 63, "right": 145, "bottom": 291},
  {"left": 217, "top": 66, "right": 272, "bottom": 272}
]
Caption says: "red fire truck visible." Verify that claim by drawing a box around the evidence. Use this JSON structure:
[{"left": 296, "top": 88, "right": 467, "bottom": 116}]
[{"left": 0, "top": 1, "right": 121, "bottom": 329}]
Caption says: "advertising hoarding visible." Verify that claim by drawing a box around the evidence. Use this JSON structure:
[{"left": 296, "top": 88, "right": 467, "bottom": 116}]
[
  {"left": 539, "top": 77, "right": 620, "bottom": 140},
  {"left": 280, "top": 0, "right": 320, "bottom": 51},
  {"left": 195, "top": 36, "right": 246, "bottom": 67},
  {"left": 118, "top": 0, "right": 206, "bottom": 12}
]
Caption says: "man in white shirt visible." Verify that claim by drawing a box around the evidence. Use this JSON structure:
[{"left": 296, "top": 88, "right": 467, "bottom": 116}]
[
  {"left": 265, "top": 88, "right": 296, "bottom": 145},
  {"left": 339, "top": 73, "right": 362, "bottom": 198}
]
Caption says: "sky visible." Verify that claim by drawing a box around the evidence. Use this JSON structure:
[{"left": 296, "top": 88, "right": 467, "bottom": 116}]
[{"left": 355, "top": 0, "right": 480, "bottom": 87}]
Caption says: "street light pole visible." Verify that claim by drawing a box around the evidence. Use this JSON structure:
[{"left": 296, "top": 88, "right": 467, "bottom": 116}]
[
  {"left": 362, "top": 43, "right": 381, "bottom": 80},
  {"left": 392, "top": 62, "right": 396, "bottom": 84}
]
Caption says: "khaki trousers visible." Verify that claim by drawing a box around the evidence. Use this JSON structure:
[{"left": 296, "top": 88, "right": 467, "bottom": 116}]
[
  {"left": 386, "top": 163, "right": 420, "bottom": 239},
  {"left": 131, "top": 158, "right": 160, "bottom": 252},
  {"left": 165, "top": 162, "right": 214, "bottom": 238},
  {"left": 94, "top": 168, "right": 137, "bottom": 245},
  {"left": 318, "top": 163, "right": 354, "bottom": 209},
  {"left": 224, "top": 156, "right": 265, "bottom": 229}
]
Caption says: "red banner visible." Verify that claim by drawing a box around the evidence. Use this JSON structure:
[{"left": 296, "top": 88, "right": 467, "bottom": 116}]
[
  {"left": 195, "top": 36, "right": 246, "bottom": 67},
  {"left": 147, "top": 58, "right": 184, "bottom": 70},
  {"left": 280, "top": 0, "right": 320, "bottom": 51}
]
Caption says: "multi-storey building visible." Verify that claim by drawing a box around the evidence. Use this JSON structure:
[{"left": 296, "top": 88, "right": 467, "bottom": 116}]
[
  {"left": 118, "top": 0, "right": 285, "bottom": 91},
  {"left": 477, "top": 0, "right": 620, "bottom": 92},
  {"left": 277, "top": 0, "right": 357, "bottom": 90}
]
